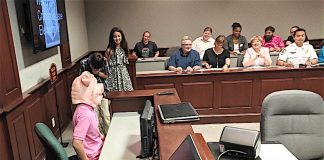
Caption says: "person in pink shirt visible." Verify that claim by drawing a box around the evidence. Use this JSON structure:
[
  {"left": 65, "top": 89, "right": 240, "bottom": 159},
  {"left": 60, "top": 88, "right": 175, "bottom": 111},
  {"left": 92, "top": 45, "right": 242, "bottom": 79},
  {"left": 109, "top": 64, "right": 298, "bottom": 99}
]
[
  {"left": 262, "top": 26, "right": 285, "bottom": 52},
  {"left": 71, "top": 71, "right": 104, "bottom": 160}
]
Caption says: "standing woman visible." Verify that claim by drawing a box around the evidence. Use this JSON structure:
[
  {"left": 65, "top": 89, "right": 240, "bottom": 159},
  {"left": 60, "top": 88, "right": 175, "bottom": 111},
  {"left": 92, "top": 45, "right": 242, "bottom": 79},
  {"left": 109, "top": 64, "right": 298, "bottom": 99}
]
[
  {"left": 132, "top": 31, "right": 159, "bottom": 58},
  {"left": 225, "top": 22, "right": 248, "bottom": 55},
  {"left": 105, "top": 27, "right": 133, "bottom": 91},
  {"left": 243, "top": 35, "right": 272, "bottom": 67}
]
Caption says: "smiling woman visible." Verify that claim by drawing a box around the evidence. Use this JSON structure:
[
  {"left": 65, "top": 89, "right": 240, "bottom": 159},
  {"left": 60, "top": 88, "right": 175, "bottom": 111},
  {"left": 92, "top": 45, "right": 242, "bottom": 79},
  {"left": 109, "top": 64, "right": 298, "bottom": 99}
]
[
  {"left": 243, "top": 35, "right": 272, "bottom": 67},
  {"left": 132, "top": 31, "right": 160, "bottom": 58},
  {"left": 105, "top": 27, "right": 133, "bottom": 91}
]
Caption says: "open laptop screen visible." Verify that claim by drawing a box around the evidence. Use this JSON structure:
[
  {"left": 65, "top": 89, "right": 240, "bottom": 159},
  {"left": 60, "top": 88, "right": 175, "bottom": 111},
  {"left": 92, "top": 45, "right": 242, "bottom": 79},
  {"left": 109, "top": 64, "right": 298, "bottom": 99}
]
[{"left": 169, "top": 134, "right": 202, "bottom": 160}]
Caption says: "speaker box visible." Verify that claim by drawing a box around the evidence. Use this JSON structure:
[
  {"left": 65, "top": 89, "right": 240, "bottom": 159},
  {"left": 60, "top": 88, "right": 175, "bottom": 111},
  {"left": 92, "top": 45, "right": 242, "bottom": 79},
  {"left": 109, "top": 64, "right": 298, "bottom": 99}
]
[{"left": 219, "top": 126, "right": 261, "bottom": 159}]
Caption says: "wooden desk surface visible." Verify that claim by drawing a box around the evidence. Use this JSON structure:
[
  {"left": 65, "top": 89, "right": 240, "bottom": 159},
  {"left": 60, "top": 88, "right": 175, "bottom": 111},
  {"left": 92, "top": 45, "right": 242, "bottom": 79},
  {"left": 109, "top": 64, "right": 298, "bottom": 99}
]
[{"left": 108, "top": 88, "right": 214, "bottom": 160}]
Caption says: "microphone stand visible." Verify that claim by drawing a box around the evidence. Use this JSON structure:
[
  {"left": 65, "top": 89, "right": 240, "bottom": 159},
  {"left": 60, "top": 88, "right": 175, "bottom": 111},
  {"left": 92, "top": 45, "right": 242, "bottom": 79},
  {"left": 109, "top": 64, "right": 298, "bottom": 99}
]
[
  {"left": 53, "top": 82, "right": 69, "bottom": 147},
  {"left": 115, "top": 49, "right": 119, "bottom": 91}
]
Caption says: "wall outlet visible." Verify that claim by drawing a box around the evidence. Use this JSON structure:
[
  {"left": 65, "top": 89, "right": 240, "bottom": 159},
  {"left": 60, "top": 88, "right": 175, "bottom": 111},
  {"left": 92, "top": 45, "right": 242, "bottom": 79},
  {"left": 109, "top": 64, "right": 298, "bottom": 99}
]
[{"left": 51, "top": 117, "right": 55, "bottom": 127}]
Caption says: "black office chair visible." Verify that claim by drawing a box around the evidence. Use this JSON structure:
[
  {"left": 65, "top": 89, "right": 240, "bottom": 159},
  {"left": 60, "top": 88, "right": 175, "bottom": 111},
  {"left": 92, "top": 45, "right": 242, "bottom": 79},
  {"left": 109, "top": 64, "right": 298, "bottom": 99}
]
[
  {"left": 261, "top": 90, "right": 324, "bottom": 160},
  {"left": 34, "top": 123, "right": 78, "bottom": 160},
  {"left": 165, "top": 46, "right": 180, "bottom": 57}
]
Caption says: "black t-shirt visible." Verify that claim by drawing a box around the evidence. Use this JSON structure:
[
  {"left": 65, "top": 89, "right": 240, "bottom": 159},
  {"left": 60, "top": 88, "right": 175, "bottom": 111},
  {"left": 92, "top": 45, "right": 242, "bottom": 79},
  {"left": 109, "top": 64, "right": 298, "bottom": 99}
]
[
  {"left": 133, "top": 41, "right": 158, "bottom": 58},
  {"left": 203, "top": 48, "right": 230, "bottom": 68}
]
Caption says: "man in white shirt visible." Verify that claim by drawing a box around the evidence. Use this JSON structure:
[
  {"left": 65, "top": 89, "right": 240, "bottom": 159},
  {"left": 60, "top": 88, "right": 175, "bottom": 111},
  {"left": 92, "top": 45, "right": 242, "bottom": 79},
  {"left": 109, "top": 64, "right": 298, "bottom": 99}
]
[
  {"left": 277, "top": 28, "right": 318, "bottom": 67},
  {"left": 192, "top": 27, "right": 215, "bottom": 59}
]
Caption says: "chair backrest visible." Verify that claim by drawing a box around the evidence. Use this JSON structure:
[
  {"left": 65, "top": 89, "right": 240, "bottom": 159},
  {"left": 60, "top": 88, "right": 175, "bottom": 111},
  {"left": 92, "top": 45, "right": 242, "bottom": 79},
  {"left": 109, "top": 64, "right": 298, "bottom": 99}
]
[
  {"left": 236, "top": 54, "right": 244, "bottom": 67},
  {"left": 34, "top": 123, "right": 69, "bottom": 160},
  {"left": 261, "top": 90, "right": 324, "bottom": 160},
  {"left": 165, "top": 46, "right": 180, "bottom": 57}
]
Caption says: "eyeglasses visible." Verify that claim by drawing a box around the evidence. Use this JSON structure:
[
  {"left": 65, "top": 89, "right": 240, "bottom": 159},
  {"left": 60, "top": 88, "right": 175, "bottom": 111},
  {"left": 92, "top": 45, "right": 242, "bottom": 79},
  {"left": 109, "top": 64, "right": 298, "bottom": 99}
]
[{"left": 181, "top": 43, "right": 192, "bottom": 46}]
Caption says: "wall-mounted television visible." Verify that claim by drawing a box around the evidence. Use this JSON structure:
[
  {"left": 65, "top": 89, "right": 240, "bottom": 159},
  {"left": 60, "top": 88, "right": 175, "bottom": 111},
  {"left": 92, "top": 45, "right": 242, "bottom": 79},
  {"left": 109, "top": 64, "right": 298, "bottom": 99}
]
[
  {"left": 137, "top": 100, "right": 156, "bottom": 159},
  {"left": 18, "top": 0, "right": 63, "bottom": 53}
]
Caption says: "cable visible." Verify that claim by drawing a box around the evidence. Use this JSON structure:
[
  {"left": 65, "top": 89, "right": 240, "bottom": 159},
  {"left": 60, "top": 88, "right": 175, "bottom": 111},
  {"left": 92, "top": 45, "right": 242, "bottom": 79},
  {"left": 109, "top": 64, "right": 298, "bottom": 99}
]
[{"left": 217, "top": 149, "right": 247, "bottom": 160}]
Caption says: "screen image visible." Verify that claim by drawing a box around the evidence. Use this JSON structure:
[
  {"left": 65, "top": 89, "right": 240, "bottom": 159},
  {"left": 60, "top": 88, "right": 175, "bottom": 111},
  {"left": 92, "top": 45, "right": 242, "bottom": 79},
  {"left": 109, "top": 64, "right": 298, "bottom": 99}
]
[
  {"left": 41, "top": 0, "right": 60, "bottom": 48},
  {"left": 26, "top": 0, "right": 62, "bottom": 52}
]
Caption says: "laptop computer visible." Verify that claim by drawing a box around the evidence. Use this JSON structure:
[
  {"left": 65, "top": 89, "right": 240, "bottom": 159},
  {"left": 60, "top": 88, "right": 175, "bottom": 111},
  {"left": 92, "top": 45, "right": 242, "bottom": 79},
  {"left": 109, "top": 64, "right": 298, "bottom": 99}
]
[
  {"left": 169, "top": 134, "right": 202, "bottom": 160},
  {"left": 158, "top": 102, "right": 200, "bottom": 123}
]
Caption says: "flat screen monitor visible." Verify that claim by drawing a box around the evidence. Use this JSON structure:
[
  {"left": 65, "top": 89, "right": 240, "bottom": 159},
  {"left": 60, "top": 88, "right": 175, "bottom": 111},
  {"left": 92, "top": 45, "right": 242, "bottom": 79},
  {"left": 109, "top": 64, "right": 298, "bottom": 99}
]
[
  {"left": 169, "top": 134, "right": 202, "bottom": 160},
  {"left": 16, "top": 0, "right": 62, "bottom": 53},
  {"left": 138, "top": 100, "right": 155, "bottom": 158},
  {"left": 31, "top": 0, "right": 61, "bottom": 51}
]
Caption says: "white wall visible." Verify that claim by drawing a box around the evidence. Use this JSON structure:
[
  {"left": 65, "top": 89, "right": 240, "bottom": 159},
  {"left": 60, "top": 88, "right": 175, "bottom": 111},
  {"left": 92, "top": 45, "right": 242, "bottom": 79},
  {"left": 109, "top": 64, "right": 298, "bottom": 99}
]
[
  {"left": 65, "top": 0, "right": 89, "bottom": 61},
  {"left": 85, "top": 0, "right": 324, "bottom": 51},
  {"left": 7, "top": 0, "right": 88, "bottom": 92}
]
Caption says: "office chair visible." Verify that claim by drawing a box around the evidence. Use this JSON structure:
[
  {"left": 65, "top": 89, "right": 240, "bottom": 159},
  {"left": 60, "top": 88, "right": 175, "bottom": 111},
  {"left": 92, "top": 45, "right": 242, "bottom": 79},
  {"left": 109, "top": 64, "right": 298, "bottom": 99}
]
[
  {"left": 236, "top": 54, "right": 244, "bottom": 67},
  {"left": 261, "top": 90, "right": 324, "bottom": 160},
  {"left": 165, "top": 46, "right": 180, "bottom": 57},
  {"left": 34, "top": 123, "right": 78, "bottom": 160}
]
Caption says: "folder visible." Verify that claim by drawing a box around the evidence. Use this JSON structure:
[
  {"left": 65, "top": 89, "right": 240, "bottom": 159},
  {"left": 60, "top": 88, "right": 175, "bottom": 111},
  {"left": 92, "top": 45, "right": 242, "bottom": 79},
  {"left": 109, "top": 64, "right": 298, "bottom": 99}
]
[{"left": 158, "top": 102, "right": 200, "bottom": 124}]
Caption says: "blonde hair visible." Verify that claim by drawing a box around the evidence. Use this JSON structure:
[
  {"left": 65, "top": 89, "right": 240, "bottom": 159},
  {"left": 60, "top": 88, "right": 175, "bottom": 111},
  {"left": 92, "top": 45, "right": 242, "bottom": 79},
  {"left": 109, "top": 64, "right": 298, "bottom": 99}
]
[
  {"left": 250, "top": 35, "right": 262, "bottom": 44},
  {"left": 181, "top": 36, "right": 192, "bottom": 44},
  {"left": 215, "top": 35, "right": 226, "bottom": 45}
]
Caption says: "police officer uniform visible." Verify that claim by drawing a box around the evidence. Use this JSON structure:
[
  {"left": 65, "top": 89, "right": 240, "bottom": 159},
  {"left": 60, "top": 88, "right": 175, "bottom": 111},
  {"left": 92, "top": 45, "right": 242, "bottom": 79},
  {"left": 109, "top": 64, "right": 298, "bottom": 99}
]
[{"left": 278, "top": 43, "right": 318, "bottom": 65}]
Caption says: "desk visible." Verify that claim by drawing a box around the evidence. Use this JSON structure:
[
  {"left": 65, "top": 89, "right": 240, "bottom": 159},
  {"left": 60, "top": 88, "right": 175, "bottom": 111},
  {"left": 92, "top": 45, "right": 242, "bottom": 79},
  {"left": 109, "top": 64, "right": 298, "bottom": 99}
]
[
  {"left": 259, "top": 144, "right": 297, "bottom": 160},
  {"left": 107, "top": 89, "right": 214, "bottom": 160},
  {"left": 208, "top": 142, "right": 297, "bottom": 160},
  {"left": 135, "top": 66, "right": 324, "bottom": 123},
  {"left": 99, "top": 112, "right": 141, "bottom": 160}
]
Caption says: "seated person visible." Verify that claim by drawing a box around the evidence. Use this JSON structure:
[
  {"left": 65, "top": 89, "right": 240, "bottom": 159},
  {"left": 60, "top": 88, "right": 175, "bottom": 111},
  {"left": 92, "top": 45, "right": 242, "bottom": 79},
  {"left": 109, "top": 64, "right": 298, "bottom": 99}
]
[
  {"left": 243, "top": 35, "right": 272, "bottom": 67},
  {"left": 262, "top": 26, "right": 285, "bottom": 52},
  {"left": 192, "top": 27, "right": 215, "bottom": 59},
  {"left": 167, "top": 36, "right": 201, "bottom": 72},
  {"left": 202, "top": 35, "right": 230, "bottom": 69},
  {"left": 318, "top": 45, "right": 324, "bottom": 63},
  {"left": 224, "top": 22, "right": 248, "bottom": 55},
  {"left": 79, "top": 52, "right": 110, "bottom": 136},
  {"left": 285, "top": 26, "right": 309, "bottom": 46},
  {"left": 277, "top": 28, "right": 318, "bottom": 67},
  {"left": 72, "top": 71, "right": 104, "bottom": 160},
  {"left": 132, "top": 31, "right": 159, "bottom": 58}
]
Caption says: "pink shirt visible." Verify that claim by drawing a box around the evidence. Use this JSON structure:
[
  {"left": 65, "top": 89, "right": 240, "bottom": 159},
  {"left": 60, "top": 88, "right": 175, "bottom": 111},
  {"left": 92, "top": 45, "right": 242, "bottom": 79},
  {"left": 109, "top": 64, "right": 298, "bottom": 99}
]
[
  {"left": 73, "top": 104, "right": 103, "bottom": 160},
  {"left": 262, "top": 35, "right": 285, "bottom": 49}
]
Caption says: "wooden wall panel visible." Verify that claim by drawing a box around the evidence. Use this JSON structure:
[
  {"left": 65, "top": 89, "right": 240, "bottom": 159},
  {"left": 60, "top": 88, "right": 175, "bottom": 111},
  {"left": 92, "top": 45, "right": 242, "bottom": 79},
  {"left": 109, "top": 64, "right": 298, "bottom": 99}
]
[
  {"left": 259, "top": 78, "right": 294, "bottom": 104},
  {"left": 299, "top": 77, "right": 324, "bottom": 98},
  {"left": 110, "top": 97, "right": 150, "bottom": 113},
  {"left": 26, "top": 98, "right": 45, "bottom": 160},
  {"left": 0, "top": 115, "right": 13, "bottom": 160},
  {"left": 0, "top": 0, "right": 22, "bottom": 111},
  {"left": 144, "top": 83, "right": 175, "bottom": 90},
  {"left": 220, "top": 80, "right": 253, "bottom": 108},
  {"left": 7, "top": 110, "right": 32, "bottom": 160},
  {"left": 57, "top": 0, "right": 71, "bottom": 68},
  {"left": 181, "top": 82, "right": 213, "bottom": 112},
  {"left": 56, "top": 77, "right": 71, "bottom": 129},
  {"left": 43, "top": 88, "right": 59, "bottom": 135}
]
